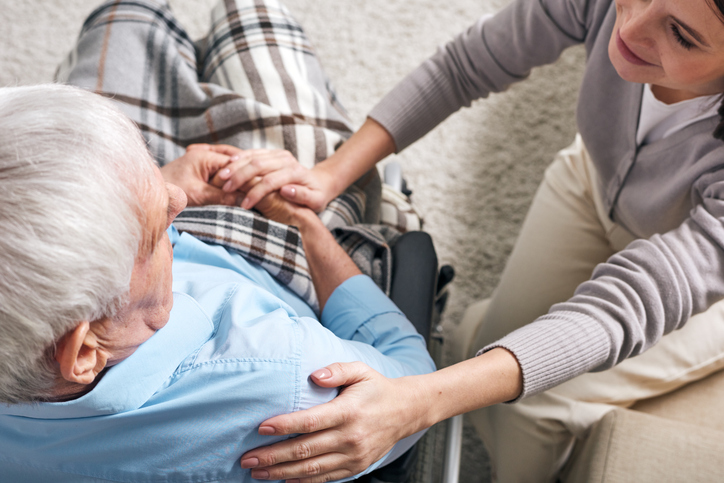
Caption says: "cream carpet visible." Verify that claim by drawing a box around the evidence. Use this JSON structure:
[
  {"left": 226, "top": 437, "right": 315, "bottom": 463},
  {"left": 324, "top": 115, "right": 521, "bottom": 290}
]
[{"left": 0, "top": 0, "right": 585, "bottom": 480}]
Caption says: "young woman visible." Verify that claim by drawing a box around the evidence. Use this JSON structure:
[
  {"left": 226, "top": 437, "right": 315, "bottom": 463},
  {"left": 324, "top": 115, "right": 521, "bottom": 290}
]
[{"left": 225, "top": 0, "right": 724, "bottom": 481}]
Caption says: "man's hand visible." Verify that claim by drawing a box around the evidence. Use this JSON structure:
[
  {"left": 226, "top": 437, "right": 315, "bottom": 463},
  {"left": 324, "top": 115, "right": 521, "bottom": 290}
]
[
  {"left": 160, "top": 145, "right": 243, "bottom": 207},
  {"left": 182, "top": 144, "right": 312, "bottom": 226},
  {"left": 199, "top": 117, "right": 398, "bottom": 213},
  {"left": 239, "top": 362, "right": 429, "bottom": 483},
  {"left": 255, "top": 191, "right": 312, "bottom": 228},
  {"left": 203, "top": 145, "right": 337, "bottom": 213}
]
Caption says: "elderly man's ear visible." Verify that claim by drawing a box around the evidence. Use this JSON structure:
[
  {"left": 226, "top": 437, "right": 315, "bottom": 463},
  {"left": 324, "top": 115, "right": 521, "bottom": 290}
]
[{"left": 55, "top": 322, "right": 108, "bottom": 385}]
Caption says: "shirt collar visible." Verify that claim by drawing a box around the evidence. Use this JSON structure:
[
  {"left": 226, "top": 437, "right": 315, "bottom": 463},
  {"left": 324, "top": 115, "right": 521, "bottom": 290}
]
[{"left": 0, "top": 293, "right": 212, "bottom": 419}]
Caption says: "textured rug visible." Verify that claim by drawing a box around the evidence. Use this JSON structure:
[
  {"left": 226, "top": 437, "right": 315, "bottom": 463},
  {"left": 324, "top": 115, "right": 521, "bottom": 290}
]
[{"left": 0, "top": 0, "right": 585, "bottom": 481}]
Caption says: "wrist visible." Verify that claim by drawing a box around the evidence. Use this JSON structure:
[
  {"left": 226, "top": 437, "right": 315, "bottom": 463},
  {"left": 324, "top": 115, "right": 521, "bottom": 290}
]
[
  {"left": 393, "top": 374, "right": 443, "bottom": 433},
  {"left": 316, "top": 118, "right": 396, "bottom": 203},
  {"left": 292, "top": 207, "right": 323, "bottom": 231},
  {"left": 312, "top": 160, "right": 344, "bottom": 204}
]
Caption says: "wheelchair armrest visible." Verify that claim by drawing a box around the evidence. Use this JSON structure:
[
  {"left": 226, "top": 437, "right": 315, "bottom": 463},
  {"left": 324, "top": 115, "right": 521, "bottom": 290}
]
[
  {"left": 365, "top": 232, "right": 456, "bottom": 483},
  {"left": 389, "top": 231, "right": 438, "bottom": 344}
]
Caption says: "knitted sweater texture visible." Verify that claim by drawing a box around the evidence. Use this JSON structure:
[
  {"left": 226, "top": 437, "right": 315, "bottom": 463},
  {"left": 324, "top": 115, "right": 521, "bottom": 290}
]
[{"left": 370, "top": 0, "right": 724, "bottom": 398}]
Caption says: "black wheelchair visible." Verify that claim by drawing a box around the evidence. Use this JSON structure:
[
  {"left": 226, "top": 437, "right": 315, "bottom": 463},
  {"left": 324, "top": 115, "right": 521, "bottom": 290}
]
[{"left": 355, "top": 163, "right": 462, "bottom": 483}]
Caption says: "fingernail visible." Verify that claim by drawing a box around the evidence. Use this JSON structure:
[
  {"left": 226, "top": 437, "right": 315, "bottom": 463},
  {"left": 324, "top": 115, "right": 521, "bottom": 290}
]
[
  {"left": 251, "top": 469, "right": 269, "bottom": 479},
  {"left": 230, "top": 155, "right": 240, "bottom": 161},
  {"left": 311, "top": 368, "right": 331, "bottom": 380},
  {"left": 241, "top": 457, "right": 260, "bottom": 469},
  {"left": 220, "top": 168, "right": 231, "bottom": 179},
  {"left": 259, "top": 425, "right": 275, "bottom": 435},
  {"left": 241, "top": 197, "right": 251, "bottom": 209},
  {"left": 288, "top": 187, "right": 296, "bottom": 198},
  {"left": 223, "top": 180, "right": 232, "bottom": 192}
]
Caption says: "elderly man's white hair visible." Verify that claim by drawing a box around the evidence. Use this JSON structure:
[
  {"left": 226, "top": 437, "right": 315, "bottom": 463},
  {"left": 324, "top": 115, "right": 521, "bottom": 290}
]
[{"left": 0, "top": 84, "right": 156, "bottom": 404}]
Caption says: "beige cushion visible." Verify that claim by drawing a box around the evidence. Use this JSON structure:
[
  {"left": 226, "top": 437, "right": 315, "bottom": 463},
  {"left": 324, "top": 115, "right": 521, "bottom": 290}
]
[
  {"left": 630, "top": 367, "right": 724, "bottom": 431},
  {"left": 563, "top": 409, "right": 724, "bottom": 483},
  {"left": 563, "top": 368, "right": 724, "bottom": 482}
]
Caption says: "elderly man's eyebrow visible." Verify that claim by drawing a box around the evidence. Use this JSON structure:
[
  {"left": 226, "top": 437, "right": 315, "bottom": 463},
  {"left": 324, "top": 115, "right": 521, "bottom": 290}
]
[
  {"left": 672, "top": 16, "right": 711, "bottom": 47},
  {"left": 157, "top": 193, "right": 171, "bottom": 241},
  {"left": 145, "top": 192, "right": 170, "bottom": 253}
]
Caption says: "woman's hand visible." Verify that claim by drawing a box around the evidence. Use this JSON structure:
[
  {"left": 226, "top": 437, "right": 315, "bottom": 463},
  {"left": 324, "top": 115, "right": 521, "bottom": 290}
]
[
  {"left": 237, "top": 349, "right": 524, "bottom": 482},
  {"left": 160, "top": 145, "right": 244, "bottom": 207},
  {"left": 201, "top": 145, "right": 337, "bottom": 213},
  {"left": 239, "top": 362, "right": 431, "bottom": 483},
  {"left": 201, "top": 118, "right": 397, "bottom": 213}
]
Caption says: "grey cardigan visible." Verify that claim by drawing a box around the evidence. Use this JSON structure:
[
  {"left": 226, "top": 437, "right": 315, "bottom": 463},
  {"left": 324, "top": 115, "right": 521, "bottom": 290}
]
[{"left": 369, "top": 0, "right": 724, "bottom": 398}]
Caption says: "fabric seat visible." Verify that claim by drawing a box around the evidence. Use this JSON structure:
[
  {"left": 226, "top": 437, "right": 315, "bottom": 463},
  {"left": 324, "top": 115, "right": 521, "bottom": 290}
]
[{"left": 563, "top": 368, "right": 724, "bottom": 482}]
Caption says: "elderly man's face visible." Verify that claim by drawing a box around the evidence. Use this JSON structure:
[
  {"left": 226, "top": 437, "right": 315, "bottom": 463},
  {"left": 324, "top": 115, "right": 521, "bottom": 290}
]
[{"left": 91, "top": 167, "right": 187, "bottom": 366}]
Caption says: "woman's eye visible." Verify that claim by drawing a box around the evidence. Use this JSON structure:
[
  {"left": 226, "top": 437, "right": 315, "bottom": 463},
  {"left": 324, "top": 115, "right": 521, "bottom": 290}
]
[{"left": 670, "top": 24, "right": 694, "bottom": 50}]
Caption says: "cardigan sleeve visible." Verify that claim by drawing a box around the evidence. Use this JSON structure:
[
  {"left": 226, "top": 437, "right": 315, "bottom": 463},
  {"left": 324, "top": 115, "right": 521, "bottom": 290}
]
[
  {"left": 484, "top": 163, "right": 724, "bottom": 400},
  {"left": 369, "top": 0, "right": 599, "bottom": 151}
]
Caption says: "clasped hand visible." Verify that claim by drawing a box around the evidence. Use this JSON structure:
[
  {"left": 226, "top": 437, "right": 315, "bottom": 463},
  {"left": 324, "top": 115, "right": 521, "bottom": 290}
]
[{"left": 160, "top": 143, "right": 336, "bottom": 214}]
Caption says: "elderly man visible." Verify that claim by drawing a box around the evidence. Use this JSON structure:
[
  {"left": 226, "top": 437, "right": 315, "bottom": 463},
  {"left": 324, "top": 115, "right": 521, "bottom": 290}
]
[{"left": 0, "top": 84, "right": 433, "bottom": 481}]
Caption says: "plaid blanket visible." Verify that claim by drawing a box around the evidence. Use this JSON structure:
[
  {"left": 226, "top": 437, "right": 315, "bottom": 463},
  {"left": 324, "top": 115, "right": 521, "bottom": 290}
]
[{"left": 57, "top": 0, "right": 407, "bottom": 312}]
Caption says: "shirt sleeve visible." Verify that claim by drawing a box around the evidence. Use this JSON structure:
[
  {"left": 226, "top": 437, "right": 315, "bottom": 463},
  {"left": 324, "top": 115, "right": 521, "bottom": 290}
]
[
  {"left": 369, "top": 0, "right": 595, "bottom": 151},
  {"left": 483, "top": 168, "right": 724, "bottom": 400},
  {"left": 294, "top": 275, "right": 436, "bottom": 479}
]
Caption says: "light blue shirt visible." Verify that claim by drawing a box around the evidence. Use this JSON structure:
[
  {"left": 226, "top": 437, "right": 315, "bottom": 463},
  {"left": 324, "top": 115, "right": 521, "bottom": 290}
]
[{"left": 0, "top": 227, "right": 435, "bottom": 482}]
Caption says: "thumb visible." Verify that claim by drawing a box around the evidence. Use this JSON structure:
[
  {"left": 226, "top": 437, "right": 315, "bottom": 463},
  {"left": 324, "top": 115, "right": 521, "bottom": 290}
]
[
  {"left": 309, "top": 361, "right": 375, "bottom": 388},
  {"left": 193, "top": 183, "right": 239, "bottom": 207},
  {"left": 200, "top": 151, "right": 233, "bottom": 179}
]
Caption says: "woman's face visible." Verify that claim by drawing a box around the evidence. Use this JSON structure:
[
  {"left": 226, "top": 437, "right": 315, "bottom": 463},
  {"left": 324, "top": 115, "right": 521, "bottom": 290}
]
[{"left": 609, "top": 0, "right": 724, "bottom": 100}]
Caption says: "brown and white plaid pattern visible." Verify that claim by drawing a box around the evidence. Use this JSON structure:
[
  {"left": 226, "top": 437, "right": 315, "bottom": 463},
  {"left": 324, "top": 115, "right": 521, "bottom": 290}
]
[
  {"left": 56, "top": 0, "right": 412, "bottom": 311},
  {"left": 173, "top": 206, "right": 319, "bottom": 309},
  {"left": 174, "top": 186, "right": 399, "bottom": 313}
]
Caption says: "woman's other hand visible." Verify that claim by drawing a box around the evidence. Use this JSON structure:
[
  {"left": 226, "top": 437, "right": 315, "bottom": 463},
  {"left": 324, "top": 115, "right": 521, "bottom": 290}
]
[
  {"left": 205, "top": 118, "right": 398, "bottom": 213},
  {"left": 239, "top": 362, "right": 430, "bottom": 483},
  {"left": 203, "top": 145, "right": 337, "bottom": 213}
]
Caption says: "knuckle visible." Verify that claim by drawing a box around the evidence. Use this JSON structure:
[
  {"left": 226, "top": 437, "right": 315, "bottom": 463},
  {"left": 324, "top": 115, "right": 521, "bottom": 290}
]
[
  {"left": 302, "top": 414, "right": 322, "bottom": 433},
  {"left": 327, "top": 362, "right": 345, "bottom": 374},
  {"left": 260, "top": 452, "right": 277, "bottom": 466},
  {"left": 350, "top": 361, "right": 368, "bottom": 372},
  {"left": 250, "top": 158, "right": 264, "bottom": 169},
  {"left": 350, "top": 453, "right": 370, "bottom": 472},
  {"left": 294, "top": 442, "right": 313, "bottom": 460},
  {"left": 305, "top": 460, "right": 322, "bottom": 476},
  {"left": 346, "top": 430, "right": 366, "bottom": 449}
]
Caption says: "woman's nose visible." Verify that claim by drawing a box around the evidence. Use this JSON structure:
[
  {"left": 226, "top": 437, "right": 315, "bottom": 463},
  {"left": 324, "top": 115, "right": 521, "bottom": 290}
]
[{"left": 619, "top": 0, "right": 658, "bottom": 45}]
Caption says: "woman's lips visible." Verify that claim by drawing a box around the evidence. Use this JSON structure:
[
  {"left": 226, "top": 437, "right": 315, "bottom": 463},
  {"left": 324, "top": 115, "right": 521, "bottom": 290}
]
[{"left": 616, "top": 31, "right": 656, "bottom": 66}]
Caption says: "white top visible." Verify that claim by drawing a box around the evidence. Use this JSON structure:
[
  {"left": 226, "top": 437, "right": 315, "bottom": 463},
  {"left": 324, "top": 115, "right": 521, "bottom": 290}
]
[{"left": 636, "top": 84, "right": 719, "bottom": 145}]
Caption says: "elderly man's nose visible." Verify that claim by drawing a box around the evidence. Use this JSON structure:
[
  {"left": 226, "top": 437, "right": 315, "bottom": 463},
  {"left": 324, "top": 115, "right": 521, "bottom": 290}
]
[{"left": 167, "top": 183, "right": 188, "bottom": 220}]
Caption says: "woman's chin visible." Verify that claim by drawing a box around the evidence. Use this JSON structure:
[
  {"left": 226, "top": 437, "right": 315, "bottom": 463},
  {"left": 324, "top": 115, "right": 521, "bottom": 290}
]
[{"left": 609, "top": 54, "right": 653, "bottom": 85}]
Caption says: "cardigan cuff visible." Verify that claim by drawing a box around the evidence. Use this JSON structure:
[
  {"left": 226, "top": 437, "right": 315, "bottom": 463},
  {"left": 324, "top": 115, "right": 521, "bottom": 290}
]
[{"left": 479, "top": 311, "right": 611, "bottom": 402}]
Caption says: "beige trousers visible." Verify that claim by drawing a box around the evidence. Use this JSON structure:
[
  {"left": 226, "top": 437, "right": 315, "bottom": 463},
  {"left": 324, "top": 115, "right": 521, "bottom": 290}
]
[{"left": 453, "top": 135, "right": 724, "bottom": 482}]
